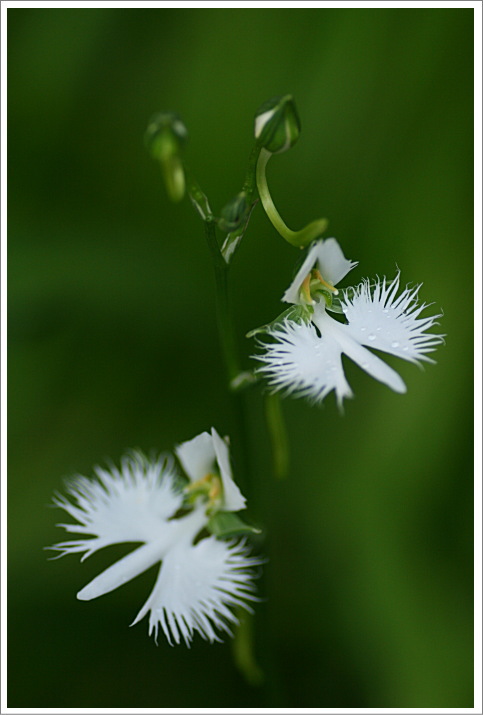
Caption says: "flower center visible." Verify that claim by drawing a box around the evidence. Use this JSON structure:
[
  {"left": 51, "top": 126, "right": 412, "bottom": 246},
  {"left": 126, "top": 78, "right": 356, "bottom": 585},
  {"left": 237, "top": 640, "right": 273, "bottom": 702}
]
[
  {"left": 185, "top": 472, "right": 222, "bottom": 510},
  {"left": 300, "top": 269, "right": 338, "bottom": 305}
]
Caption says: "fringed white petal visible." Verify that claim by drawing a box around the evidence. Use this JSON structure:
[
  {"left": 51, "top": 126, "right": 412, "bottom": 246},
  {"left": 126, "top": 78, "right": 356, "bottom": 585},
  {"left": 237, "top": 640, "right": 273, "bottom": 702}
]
[
  {"left": 48, "top": 453, "right": 183, "bottom": 559},
  {"left": 254, "top": 320, "right": 353, "bottom": 407},
  {"left": 283, "top": 238, "right": 357, "bottom": 304},
  {"left": 254, "top": 310, "right": 405, "bottom": 406},
  {"left": 341, "top": 275, "right": 445, "bottom": 364},
  {"left": 175, "top": 432, "right": 216, "bottom": 483},
  {"left": 211, "top": 428, "right": 246, "bottom": 512},
  {"left": 131, "top": 538, "right": 262, "bottom": 646}
]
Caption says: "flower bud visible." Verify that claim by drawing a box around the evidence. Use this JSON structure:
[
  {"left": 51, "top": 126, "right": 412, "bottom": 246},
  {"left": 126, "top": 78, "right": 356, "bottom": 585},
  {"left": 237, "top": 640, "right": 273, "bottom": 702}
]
[
  {"left": 145, "top": 112, "right": 188, "bottom": 202},
  {"left": 254, "top": 95, "right": 301, "bottom": 154},
  {"left": 218, "top": 192, "right": 248, "bottom": 233}
]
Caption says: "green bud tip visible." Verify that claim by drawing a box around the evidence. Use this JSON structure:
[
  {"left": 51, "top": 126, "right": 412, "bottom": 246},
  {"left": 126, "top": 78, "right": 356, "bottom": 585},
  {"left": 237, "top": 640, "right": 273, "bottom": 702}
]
[
  {"left": 254, "top": 95, "right": 301, "bottom": 154},
  {"left": 144, "top": 112, "right": 188, "bottom": 159},
  {"left": 145, "top": 112, "right": 188, "bottom": 202}
]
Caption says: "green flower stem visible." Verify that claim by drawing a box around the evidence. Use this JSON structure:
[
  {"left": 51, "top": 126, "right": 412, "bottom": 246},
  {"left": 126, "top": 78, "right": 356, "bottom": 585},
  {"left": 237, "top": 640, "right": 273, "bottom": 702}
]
[
  {"left": 264, "top": 392, "right": 290, "bottom": 480},
  {"left": 242, "top": 142, "right": 262, "bottom": 201},
  {"left": 220, "top": 143, "right": 262, "bottom": 263},
  {"left": 160, "top": 154, "right": 185, "bottom": 203},
  {"left": 187, "top": 164, "right": 279, "bottom": 696},
  {"left": 232, "top": 611, "right": 264, "bottom": 687},
  {"left": 203, "top": 216, "right": 262, "bottom": 689},
  {"left": 256, "top": 148, "right": 329, "bottom": 248},
  {"left": 203, "top": 218, "right": 241, "bottom": 383}
]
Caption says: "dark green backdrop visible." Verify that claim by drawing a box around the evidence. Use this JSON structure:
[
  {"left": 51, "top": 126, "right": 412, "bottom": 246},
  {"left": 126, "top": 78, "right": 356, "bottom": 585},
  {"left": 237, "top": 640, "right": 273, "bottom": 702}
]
[{"left": 8, "top": 7, "right": 474, "bottom": 708}]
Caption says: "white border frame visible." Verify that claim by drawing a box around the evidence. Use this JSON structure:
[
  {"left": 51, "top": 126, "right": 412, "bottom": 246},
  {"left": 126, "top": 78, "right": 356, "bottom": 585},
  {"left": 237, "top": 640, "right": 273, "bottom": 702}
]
[{"left": 1, "top": 2, "right": 481, "bottom": 714}]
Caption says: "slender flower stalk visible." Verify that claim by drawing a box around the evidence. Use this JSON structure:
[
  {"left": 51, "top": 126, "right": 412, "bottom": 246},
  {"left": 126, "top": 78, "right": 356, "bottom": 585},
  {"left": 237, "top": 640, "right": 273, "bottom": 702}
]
[{"left": 256, "top": 148, "right": 328, "bottom": 248}]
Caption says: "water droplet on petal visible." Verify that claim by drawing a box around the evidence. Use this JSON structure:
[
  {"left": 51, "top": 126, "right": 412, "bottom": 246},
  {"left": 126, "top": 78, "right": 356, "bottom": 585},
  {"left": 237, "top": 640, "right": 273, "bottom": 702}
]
[
  {"left": 368, "top": 334, "right": 376, "bottom": 341},
  {"left": 383, "top": 309, "right": 389, "bottom": 314},
  {"left": 391, "top": 341, "right": 400, "bottom": 348},
  {"left": 360, "top": 327, "right": 367, "bottom": 332},
  {"left": 402, "top": 346, "right": 408, "bottom": 352}
]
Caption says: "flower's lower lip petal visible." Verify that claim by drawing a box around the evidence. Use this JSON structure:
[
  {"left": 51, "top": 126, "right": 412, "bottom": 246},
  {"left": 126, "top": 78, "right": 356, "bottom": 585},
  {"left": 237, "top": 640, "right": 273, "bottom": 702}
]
[
  {"left": 76, "top": 540, "right": 166, "bottom": 601},
  {"left": 344, "top": 337, "right": 407, "bottom": 393},
  {"left": 316, "top": 311, "right": 407, "bottom": 394}
]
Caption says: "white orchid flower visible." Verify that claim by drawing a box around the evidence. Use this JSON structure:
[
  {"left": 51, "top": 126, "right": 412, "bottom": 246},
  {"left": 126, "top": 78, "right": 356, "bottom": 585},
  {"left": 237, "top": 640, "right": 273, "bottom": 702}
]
[
  {"left": 254, "top": 239, "right": 444, "bottom": 407},
  {"left": 48, "top": 431, "right": 261, "bottom": 646}
]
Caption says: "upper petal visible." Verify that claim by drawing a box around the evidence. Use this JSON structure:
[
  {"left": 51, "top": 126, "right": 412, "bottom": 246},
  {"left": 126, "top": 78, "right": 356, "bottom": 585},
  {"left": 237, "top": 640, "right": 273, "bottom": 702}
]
[
  {"left": 282, "top": 238, "right": 357, "bottom": 304},
  {"left": 282, "top": 241, "right": 322, "bottom": 304},
  {"left": 211, "top": 428, "right": 246, "bottom": 512},
  {"left": 175, "top": 432, "right": 216, "bottom": 482},
  {"left": 315, "top": 238, "right": 358, "bottom": 286}
]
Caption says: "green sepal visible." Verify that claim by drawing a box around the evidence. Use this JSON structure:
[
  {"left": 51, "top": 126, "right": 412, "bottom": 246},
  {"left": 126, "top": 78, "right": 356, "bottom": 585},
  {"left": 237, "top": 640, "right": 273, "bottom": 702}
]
[
  {"left": 144, "top": 112, "right": 188, "bottom": 157},
  {"left": 186, "top": 170, "right": 213, "bottom": 220},
  {"left": 221, "top": 198, "right": 258, "bottom": 262},
  {"left": 326, "top": 298, "right": 345, "bottom": 315},
  {"left": 255, "top": 95, "right": 301, "bottom": 154},
  {"left": 145, "top": 112, "right": 188, "bottom": 202},
  {"left": 246, "top": 304, "right": 314, "bottom": 339},
  {"left": 327, "top": 289, "right": 352, "bottom": 315},
  {"left": 206, "top": 511, "right": 261, "bottom": 538},
  {"left": 312, "top": 287, "right": 333, "bottom": 308},
  {"left": 218, "top": 192, "right": 249, "bottom": 233},
  {"left": 230, "top": 370, "right": 259, "bottom": 392}
]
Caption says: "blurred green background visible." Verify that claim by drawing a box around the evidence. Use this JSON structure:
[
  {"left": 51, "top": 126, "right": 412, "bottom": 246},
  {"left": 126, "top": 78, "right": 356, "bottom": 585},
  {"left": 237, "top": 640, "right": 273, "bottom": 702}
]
[{"left": 8, "top": 7, "right": 474, "bottom": 708}]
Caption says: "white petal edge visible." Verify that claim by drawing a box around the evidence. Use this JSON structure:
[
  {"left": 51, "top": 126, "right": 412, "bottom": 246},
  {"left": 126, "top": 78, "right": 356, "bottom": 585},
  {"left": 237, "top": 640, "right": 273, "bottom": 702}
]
[{"left": 211, "top": 428, "right": 246, "bottom": 512}]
